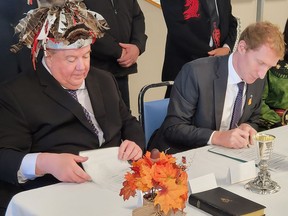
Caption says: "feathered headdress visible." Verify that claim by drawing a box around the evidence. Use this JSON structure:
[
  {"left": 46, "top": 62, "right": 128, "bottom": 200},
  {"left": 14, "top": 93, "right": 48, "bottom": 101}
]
[{"left": 11, "top": 0, "right": 108, "bottom": 69}]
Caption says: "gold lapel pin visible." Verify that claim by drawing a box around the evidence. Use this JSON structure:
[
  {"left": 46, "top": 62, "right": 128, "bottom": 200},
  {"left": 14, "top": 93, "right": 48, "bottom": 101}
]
[{"left": 248, "top": 95, "right": 253, "bottom": 105}]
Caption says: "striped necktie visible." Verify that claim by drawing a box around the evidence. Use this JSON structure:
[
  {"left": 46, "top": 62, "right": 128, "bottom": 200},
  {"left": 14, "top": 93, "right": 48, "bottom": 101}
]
[{"left": 66, "top": 89, "right": 99, "bottom": 136}]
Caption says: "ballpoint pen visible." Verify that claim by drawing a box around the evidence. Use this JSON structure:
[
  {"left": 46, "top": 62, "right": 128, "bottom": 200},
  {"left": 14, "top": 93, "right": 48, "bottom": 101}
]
[{"left": 236, "top": 123, "right": 250, "bottom": 148}]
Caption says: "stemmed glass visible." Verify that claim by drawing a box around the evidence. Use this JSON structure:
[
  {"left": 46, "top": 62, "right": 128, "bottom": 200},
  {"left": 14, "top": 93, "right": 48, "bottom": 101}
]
[{"left": 245, "top": 133, "right": 280, "bottom": 194}]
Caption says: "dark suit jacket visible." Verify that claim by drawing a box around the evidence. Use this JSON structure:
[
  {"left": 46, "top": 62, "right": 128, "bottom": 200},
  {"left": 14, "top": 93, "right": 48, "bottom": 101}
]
[
  {"left": 149, "top": 55, "right": 265, "bottom": 153},
  {"left": 161, "top": 0, "right": 237, "bottom": 82},
  {"left": 0, "top": 64, "right": 145, "bottom": 210},
  {"left": 84, "top": 0, "right": 147, "bottom": 77}
]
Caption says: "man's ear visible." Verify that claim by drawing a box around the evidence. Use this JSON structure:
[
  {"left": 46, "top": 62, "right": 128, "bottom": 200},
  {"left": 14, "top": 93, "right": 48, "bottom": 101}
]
[
  {"left": 44, "top": 51, "right": 53, "bottom": 67},
  {"left": 237, "top": 40, "right": 247, "bottom": 54}
]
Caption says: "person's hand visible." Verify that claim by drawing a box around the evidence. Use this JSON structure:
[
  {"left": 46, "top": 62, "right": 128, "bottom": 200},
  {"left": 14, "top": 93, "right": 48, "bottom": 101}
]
[
  {"left": 208, "top": 47, "right": 230, "bottom": 56},
  {"left": 212, "top": 126, "right": 253, "bottom": 148},
  {"left": 36, "top": 153, "right": 91, "bottom": 183},
  {"left": 117, "top": 43, "right": 140, "bottom": 67},
  {"left": 237, "top": 123, "right": 257, "bottom": 145},
  {"left": 120, "top": 47, "right": 127, "bottom": 59},
  {"left": 118, "top": 140, "right": 143, "bottom": 161}
]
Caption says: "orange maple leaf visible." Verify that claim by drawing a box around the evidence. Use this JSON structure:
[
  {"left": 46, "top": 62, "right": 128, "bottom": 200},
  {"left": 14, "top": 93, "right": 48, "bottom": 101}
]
[
  {"left": 119, "top": 172, "right": 137, "bottom": 200},
  {"left": 153, "top": 163, "right": 178, "bottom": 182},
  {"left": 154, "top": 178, "right": 188, "bottom": 214}
]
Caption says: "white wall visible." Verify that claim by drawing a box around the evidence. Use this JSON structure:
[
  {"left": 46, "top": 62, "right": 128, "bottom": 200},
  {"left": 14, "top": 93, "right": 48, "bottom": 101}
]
[
  {"left": 129, "top": 0, "right": 288, "bottom": 116},
  {"left": 264, "top": 0, "right": 287, "bottom": 28},
  {"left": 232, "top": 0, "right": 288, "bottom": 29}
]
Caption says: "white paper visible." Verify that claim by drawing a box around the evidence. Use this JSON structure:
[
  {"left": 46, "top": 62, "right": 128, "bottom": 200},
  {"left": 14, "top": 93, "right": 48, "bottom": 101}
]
[
  {"left": 80, "top": 147, "right": 130, "bottom": 192},
  {"left": 208, "top": 145, "right": 288, "bottom": 172},
  {"left": 229, "top": 160, "right": 257, "bottom": 184},
  {"left": 208, "top": 145, "right": 258, "bottom": 162},
  {"left": 188, "top": 173, "right": 217, "bottom": 194}
]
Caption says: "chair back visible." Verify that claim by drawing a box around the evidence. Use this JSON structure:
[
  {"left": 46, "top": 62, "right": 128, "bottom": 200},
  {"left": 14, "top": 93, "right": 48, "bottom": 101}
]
[{"left": 138, "top": 81, "right": 174, "bottom": 145}]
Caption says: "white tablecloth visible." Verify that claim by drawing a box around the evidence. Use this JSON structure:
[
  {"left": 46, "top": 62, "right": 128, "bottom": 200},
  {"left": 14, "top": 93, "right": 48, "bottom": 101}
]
[{"left": 6, "top": 126, "right": 288, "bottom": 216}]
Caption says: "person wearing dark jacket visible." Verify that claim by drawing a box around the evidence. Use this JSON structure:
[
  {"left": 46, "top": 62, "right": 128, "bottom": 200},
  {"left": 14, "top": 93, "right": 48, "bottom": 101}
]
[
  {"left": 0, "top": 1, "right": 145, "bottom": 215},
  {"left": 0, "top": 0, "right": 37, "bottom": 83},
  {"left": 149, "top": 22, "right": 285, "bottom": 154},
  {"left": 84, "top": 0, "right": 147, "bottom": 108},
  {"left": 161, "top": 0, "right": 237, "bottom": 97}
]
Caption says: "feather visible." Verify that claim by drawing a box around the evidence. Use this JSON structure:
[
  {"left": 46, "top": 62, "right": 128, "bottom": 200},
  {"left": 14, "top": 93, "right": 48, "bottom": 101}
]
[
  {"left": 12, "top": 7, "right": 49, "bottom": 53},
  {"left": 38, "top": 0, "right": 66, "bottom": 7},
  {"left": 11, "top": 0, "right": 109, "bottom": 68}
]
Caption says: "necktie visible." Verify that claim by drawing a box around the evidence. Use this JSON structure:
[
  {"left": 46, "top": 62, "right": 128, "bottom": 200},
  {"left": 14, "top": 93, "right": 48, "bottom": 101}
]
[
  {"left": 229, "top": 82, "right": 245, "bottom": 129},
  {"left": 206, "top": 0, "right": 221, "bottom": 48},
  {"left": 66, "top": 89, "right": 99, "bottom": 136}
]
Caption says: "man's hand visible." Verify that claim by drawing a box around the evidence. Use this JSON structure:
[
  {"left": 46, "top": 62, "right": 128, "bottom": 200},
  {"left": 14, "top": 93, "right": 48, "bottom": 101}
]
[
  {"left": 118, "top": 140, "right": 143, "bottom": 161},
  {"left": 117, "top": 43, "right": 140, "bottom": 68},
  {"left": 36, "top": 153, "right": 91, "bottom": 183},
  {"left": 237, "top": 123, "right": 257, "bottom": 145},
  {"left": 208, "top": 47, "right": 230, "bottom": 56},
  {"left": 212, "top": 124, "right": 256, "bottom": 148}
]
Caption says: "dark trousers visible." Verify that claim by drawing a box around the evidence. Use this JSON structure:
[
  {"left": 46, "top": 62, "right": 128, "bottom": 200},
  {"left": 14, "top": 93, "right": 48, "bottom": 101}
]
[{"left": 115, "top": 75, "right": 130, "bottom": 108}]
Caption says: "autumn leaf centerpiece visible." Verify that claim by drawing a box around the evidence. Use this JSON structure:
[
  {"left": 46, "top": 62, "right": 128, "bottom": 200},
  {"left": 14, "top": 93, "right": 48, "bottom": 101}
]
[{"left": 119, "top": 149, "right": 188, "bottom": 216}]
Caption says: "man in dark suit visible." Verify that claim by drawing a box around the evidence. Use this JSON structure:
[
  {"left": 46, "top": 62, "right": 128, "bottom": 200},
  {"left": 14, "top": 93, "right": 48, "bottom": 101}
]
[
  {"left": 0, "top": 1, "right": 145, "bottom": 214},
  {"left": 84, "top": 0, "right": 147, "bottom": 108},
  {"left": 161, "top": 0, "right": 237, "bottom": 97},
  {"left": 149, "top": 21, "right": 285, "bottom": 154}
]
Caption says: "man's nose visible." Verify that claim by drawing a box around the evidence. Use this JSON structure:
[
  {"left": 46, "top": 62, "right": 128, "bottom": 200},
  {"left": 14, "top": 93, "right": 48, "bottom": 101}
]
[{"left": 76, "top": 59, "right": 85, "bottom": 70}]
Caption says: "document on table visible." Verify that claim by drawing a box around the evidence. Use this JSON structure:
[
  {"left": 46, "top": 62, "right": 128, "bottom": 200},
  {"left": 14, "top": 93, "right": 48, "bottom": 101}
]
[
  {"left": 208, "top": 145, "right": 288, "bottom": 172},
  {"left": 80, "top": 147, "right": 130, "bottom": 192}
]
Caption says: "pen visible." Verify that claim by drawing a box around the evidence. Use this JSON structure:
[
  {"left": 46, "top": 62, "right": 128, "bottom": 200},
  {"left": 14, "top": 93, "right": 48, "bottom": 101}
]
[
  {"left": 164, "top": 147, "right": 171, "bottom": 154},
  {"left": 235, "top": 124, "right": 250, "bottom": 148}
]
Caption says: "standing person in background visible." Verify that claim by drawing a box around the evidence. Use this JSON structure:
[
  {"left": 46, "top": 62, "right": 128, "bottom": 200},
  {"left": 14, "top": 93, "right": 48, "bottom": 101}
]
[
  {"left": 161, "top": 0, "right": 237, "bottom": 97},
  {"left": 0, "top": 0, "right": 37, "bottom": 83},
  {"left": 84, "top": 0, "right": 147, "bottom": 108},
  {"left": 259, "top": 18, "right": 288, "bottom": 129}
]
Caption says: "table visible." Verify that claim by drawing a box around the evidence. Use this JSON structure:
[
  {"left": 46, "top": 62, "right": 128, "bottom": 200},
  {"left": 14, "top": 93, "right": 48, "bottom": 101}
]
[{"left": 6, "top": 126, "right": 288, "bottom": 216}]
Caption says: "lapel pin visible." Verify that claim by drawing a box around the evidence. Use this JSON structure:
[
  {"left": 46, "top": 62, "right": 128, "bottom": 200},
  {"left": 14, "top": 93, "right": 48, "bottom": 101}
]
[{"left": 248, "top": 95, "right": 253, "bottom": 105}]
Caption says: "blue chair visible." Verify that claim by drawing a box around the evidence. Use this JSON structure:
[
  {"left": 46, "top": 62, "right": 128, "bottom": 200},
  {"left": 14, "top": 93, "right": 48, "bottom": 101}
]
[{"left": 138, "top": 81, "right": 174, "bottom": 146}]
